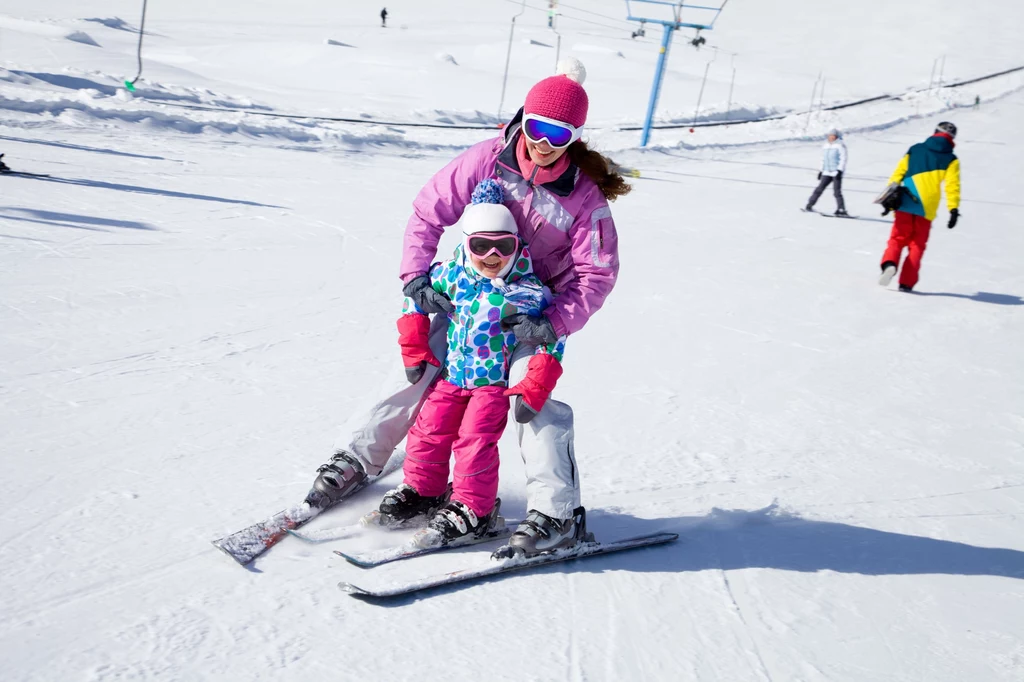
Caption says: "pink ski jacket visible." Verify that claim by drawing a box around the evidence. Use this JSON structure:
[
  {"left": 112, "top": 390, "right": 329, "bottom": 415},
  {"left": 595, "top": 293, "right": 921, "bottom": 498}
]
[{"left": 400, "top": 109, "right": 620, "bottom": 338}]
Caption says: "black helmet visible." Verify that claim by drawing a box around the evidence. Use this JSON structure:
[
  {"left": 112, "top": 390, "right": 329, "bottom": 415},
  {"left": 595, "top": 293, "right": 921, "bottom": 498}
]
[{"left": 935, "top": 121, "right": 957, "bottom": 138}]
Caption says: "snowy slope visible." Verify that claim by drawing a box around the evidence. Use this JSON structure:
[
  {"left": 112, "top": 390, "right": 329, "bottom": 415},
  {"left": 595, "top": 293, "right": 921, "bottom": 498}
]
[
  {"left": 2, "top": 0, "right": 1023, "bottom": 149},
  {"left": 2, "top": 2, "right": 1024, "bottom": 681}
]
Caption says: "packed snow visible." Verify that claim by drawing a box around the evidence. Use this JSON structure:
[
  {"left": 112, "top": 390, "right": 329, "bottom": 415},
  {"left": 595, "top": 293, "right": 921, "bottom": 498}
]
[{"left": 2, "top": 1, "right": 1023, "bottom": 680}]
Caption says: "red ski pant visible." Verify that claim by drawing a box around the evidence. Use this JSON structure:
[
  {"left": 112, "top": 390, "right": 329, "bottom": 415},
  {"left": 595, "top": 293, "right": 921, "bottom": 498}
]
[
  {"left": 881, "top": 211, "right": 932, "bottom": 289},
  {"left": 402, "top": 380, "right": 508, "bottom": 517}
]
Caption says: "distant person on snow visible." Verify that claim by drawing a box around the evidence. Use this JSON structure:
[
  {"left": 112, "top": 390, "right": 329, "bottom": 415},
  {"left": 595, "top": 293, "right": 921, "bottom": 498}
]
[
  {"left": 305, "top": 58, "right": 631, "bottom": 559},
  {"left": 374, "top": 179, "right": 567, "bottom": 547},
  {"left": 804, "top": 128, "right": 848, "bottom": 216},
  {"left": 878, "top": 121, "right": 961, "bottom": 292},
  {"left": 380, "top": 7, "right": 387, "bottom": 27}
]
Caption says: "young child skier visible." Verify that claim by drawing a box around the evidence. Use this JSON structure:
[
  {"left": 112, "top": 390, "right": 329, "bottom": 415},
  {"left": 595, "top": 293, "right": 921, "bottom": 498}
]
[{"left": 373, "top": 178, "right": 567, "bottom": 547}]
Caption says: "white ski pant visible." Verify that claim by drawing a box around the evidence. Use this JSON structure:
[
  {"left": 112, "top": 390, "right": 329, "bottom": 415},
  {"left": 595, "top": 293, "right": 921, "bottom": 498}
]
[{"left": 338, "top": 314, "right": 580, "bottom": 519}]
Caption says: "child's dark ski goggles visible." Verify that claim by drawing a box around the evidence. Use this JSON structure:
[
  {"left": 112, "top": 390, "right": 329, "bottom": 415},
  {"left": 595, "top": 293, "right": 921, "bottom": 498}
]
[{"left": 467, "top": 233, "right": 520, "bottom": 258}]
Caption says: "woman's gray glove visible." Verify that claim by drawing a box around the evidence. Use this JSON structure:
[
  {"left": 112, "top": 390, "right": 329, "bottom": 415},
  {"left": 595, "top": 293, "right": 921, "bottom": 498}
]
[
  {"left": 402, "top": 275, "right": 454, "bottom": 315},
  {"left": 500, "top": 313, "right": 558, "bottom": 346}
]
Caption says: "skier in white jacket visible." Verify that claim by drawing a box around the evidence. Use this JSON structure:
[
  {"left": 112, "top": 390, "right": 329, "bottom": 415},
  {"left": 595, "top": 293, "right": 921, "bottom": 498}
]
[{"left": 804, "top": 128, "right": 848, "bottom": 216}]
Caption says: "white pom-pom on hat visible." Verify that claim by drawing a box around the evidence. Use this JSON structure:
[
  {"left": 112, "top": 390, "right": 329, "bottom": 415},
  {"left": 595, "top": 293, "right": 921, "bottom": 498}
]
[
  {"left": 524, "top": 57, "right": 590, "bottom": 127},
  {"left": 556, "top": 57, "right": 586, "bottom": 85}
]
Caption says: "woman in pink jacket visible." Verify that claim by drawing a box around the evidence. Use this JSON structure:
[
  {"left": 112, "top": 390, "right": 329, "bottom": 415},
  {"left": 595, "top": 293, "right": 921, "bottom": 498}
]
[{"left": 306, "top": 58, "right": 631, "bottom": 557}]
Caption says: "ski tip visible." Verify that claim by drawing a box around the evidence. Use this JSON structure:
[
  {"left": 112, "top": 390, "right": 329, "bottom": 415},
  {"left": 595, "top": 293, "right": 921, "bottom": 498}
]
[
  {"left": 338, "top": 582, "right": 407, "bottom": 600},
  {"left": 338, "top": 582, "right": 370, "bottom": 596},
  {"left": 285, "top": 528, "right": 314, "bottom": 543},
  {"left": 211, "top": 539, "right": 254, "bottom": 567},
  {"left": 338, "top": 582, "right": 391, "bottom": 599},
  {"left": 333, "top": 550, "right": 376, "bottom": 569}
]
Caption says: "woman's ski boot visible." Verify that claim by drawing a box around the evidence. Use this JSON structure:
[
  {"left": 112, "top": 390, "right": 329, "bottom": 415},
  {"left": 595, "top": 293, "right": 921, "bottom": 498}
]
[
  {"left": 492, "top": 506, "right": 592, "bottom": 559},
  {"left": 303, "top": 450, "right": 366, "bottom": 511}
]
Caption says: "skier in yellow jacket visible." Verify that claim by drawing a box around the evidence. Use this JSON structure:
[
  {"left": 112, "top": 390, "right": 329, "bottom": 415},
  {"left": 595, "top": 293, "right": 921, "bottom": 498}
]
[{"left": 878, "top": 121, "right": 961, "bottom": 291}]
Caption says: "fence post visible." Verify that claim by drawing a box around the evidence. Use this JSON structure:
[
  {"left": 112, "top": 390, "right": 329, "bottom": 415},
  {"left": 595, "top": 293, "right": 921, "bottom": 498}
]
[
  {"left": 803, "top": 72, "right": 821, "bottom": 133},
  {"left": 725, "top": 66, "right": 736, "bottom": 120},
  {"left": 498, "top": 0, "right": 527, "bottom": 119},
  {"left": 692, "top": 60, "right": 711, "bottom": 126}
]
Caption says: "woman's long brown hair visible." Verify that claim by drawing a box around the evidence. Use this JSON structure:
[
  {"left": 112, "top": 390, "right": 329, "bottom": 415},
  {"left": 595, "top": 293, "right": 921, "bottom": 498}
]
[{"left": 568, "top": 140, "right": 633, "bottom": 201}]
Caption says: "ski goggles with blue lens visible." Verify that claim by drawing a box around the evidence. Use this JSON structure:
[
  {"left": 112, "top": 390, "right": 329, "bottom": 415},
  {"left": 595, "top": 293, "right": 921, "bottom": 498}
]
[{"left": 522, "top": 114, "right": 583, "bottom": 149}]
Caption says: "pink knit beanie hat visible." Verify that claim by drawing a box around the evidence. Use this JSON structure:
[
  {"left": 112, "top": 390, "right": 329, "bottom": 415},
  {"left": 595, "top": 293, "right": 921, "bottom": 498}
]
[{"left": 523, "top": 57, "right": 589, "bottom": 128}]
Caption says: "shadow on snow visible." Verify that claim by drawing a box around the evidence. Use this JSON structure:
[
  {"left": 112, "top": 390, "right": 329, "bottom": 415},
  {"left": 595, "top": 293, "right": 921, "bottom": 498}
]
[
  {"left": 907, "top": 290, "right": 1023, "bottom": 306},
  {"left": 0, "top": 207, "right": 156, "bottom": 231},
  {"left": 367, "top": 503, "right": 1024, "bottom": 605},
  {"left": 33, "top": 176, "right": 286, "bottom": 209},
  {"left": 0, "top": 133, "right": 172, "bottom": 161},
  {"left": 584, "top": 504, "right": 1024, "bottom": 579}
]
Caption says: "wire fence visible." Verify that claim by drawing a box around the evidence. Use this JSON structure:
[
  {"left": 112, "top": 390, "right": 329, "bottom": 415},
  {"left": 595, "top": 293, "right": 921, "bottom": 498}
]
[
  {"left": 616, "top": 64, "right": 1024, "bottom": 131},
  {"left": 140, "top": 61, "right": 1024, "bottom": 134}
]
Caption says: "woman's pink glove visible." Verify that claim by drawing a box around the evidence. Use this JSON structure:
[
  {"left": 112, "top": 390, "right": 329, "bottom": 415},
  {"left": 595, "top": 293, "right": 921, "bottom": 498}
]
[
  {"left": 397, "top": 315, "right": 440, "bottom": 384},
  {"left": 504, "top": 353, "right": 563, "bottom": 423}
]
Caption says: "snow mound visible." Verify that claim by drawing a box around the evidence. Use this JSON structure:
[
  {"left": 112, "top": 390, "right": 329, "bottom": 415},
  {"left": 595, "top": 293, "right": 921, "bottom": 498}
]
[
  {"left": 0, "top": 16, "right": 99, "bottom": 46},
  {"left": 64, "top": 30, "right": 100, "bottom": 47}
]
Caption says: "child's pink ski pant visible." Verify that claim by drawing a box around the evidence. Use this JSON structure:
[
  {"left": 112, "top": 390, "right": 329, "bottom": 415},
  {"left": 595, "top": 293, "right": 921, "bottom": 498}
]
[{"left": 403, "top": 380, "right": 508, "bottom": 517}]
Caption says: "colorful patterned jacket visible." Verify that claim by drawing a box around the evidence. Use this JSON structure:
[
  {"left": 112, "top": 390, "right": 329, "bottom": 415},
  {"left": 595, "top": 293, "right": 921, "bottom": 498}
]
[
  {"left": 888, "top": 133, "right": 961, "bottom": 221},
  {"left": 403, "top": 243, "right": 566, "bottom": 389}
]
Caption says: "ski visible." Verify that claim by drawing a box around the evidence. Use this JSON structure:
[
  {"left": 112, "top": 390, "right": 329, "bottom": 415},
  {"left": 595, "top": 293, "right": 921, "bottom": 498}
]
[
  {"left": 286, "top": 511, "right": 424, "bottom": 544},
  {"left": 1, "top": 171, "right": 51, "bottom": 178},
  {"left": 287, "top": 522, "right": 366, "bottom": 544},
  {"left": 0, "top": 154, "right": 49, "bottom": 178},
  {"left": 211, "top": 450, "right": 405, "bottom": 566},
  {"left": 339, "top": 531, "right": 679, "bottom": 599},
  {"left": 803, "top": 208, "right": 860, "bottom": 220},
  {"left": 333, "top": 522, "right": 515, "bottom": 568}
]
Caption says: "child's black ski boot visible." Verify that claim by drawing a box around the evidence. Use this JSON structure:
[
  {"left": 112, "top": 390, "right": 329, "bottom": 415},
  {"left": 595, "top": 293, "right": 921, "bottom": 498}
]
[
  {"left": 371, "top": 483, "right": 449, "bottom": 528},
  {"left": 416, "top": 499, "right": 502, "bottom": 547}
]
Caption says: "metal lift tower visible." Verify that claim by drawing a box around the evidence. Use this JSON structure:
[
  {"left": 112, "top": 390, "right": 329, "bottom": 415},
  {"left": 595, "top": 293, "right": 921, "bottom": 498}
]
[{"left": 625, "top": 1, "right": 728, "bottom": 146}]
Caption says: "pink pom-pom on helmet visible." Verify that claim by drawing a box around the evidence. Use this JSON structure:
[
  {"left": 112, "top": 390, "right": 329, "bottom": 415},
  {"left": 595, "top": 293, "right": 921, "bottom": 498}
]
[{"left": 523, "top": 57, "right": 589, "bottom": 129}]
